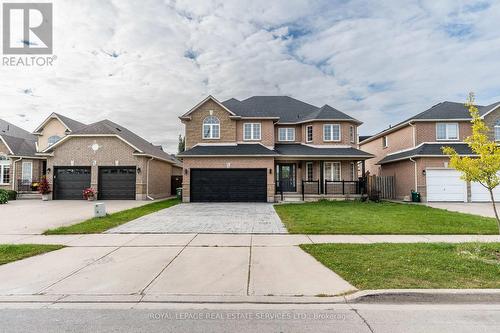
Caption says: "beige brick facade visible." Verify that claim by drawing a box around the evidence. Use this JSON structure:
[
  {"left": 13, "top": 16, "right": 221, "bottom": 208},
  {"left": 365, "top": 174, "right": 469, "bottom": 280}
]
[
  {"left": 415, "top": 121, "right": 472, "bottom": 144},
  {"left": 37, "top": 118, "right": 68, "bottom": 151},
  {"left": 46, "top": 137, "right": 175, "bottom": 200},
  {"left": 299, "top": 121, "right": 358, "bottom": 146},
  {"left": 484, "top": 110, "right": 500, "bottom": 141},
  {"left": 236, "top": 119, "right": 275, "bottom": 146}
]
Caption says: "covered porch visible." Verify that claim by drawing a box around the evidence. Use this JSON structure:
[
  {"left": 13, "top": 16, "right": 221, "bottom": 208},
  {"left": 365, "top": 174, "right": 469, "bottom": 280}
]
[{"left": 274, "top": 159, "right": 368, "bottom": 202}]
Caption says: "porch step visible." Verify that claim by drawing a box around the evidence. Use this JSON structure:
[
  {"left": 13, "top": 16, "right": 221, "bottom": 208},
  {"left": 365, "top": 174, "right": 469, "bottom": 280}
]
[{"left": 17, "top": 193, "right": 42, "bottom": 200}]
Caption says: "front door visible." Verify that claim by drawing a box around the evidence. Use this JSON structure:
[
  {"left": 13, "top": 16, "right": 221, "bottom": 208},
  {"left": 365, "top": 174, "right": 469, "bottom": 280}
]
[{"left": 276, "top": 164, "right": 296, "bottom": 192}]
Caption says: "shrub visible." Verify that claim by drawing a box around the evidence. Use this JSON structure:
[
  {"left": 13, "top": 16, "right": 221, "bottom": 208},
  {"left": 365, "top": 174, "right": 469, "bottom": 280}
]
[
  {"left": 6, "top": 190, "right": 16, "bottom": 200},
  {"left": 0, "top": 190, "right": 8, "bottom": 204}
]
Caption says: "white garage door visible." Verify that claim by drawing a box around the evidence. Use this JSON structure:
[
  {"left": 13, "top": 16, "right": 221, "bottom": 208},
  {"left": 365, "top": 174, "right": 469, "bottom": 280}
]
[
  {"left": 471, "top": 178, "right": 500, "bottom": 202},
  {"left": 426, "top": 169, "right": 467, "bottom": 202}
]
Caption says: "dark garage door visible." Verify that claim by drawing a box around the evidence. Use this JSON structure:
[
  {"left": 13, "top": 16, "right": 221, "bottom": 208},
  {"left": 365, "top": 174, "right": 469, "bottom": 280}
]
[
  {"left": 98, "top": 166, "right": 136, "bottom": 200},
  {"left": 190, "top": 169, "right": 267, "bottom": 202},
  {"left": 54, "top": 167, "right": 91, "bottom": 200}
]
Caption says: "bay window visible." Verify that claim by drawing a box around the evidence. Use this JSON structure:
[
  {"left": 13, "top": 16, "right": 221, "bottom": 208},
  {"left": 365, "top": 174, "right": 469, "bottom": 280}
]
[{"left": 323, "top": 124, "right": 341, "bottom": 141}]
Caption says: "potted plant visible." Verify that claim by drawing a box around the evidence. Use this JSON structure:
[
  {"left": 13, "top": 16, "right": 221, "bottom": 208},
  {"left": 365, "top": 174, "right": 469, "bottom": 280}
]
[
  {"left": 83, "top": 188, "right": 96, "bottom": 201},
  {"left": 38, "top": 176, "right": 51, "bottom": 201}
]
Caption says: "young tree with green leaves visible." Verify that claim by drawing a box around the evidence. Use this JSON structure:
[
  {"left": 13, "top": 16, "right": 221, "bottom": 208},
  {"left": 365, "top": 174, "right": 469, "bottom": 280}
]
[{"left": 442, "top": 92, "right": 500, "bottom": 233}]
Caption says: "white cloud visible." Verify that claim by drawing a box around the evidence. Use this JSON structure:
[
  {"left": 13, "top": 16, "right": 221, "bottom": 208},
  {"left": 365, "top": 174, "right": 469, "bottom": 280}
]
[{"left": 1, "top": 0, "right": 499, "bottom": 151}]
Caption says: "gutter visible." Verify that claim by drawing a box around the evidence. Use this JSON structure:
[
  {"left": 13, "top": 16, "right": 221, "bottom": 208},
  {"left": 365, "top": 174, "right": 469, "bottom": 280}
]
[
  {"left": 146, "top": 157, "right": 155, "bottom": 200},
  {"left": 408, "top": 122, "right": 416, "bottom": 146},
  {"left": 11, "top": 157, "right": 22, "bottom": 191}
]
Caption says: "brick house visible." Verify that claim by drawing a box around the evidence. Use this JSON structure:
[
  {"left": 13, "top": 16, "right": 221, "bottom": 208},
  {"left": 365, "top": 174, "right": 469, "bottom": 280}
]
[
  {"left": 0, "top": 113, "right": 181, "bottom": 200},
  {"left": 359, "top": 101, "right": 500, "bottom": 202},
  {"left": 177, "top": 95, "right": 373, "bottom": 202}
]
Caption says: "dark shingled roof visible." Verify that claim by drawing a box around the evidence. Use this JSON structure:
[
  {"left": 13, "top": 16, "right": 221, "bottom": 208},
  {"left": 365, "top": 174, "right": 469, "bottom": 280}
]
[
  {"left": 358, "top": 135, "right": 372, "bottom": 142},
  {"left": 221, "top": 96, "right": 360, "bottom": 123},
  {"left": 0, "top": 119, "right": 37, "bottom": 157},
  {"left": 179, "top": 143, "right": 372, "bottom": 158},
  {"left": 49, "top": 119, "right": 180, "bottom": 164},
  {"left": 274, "top": 144, "right": 373, "bottom": 158},
  {"left": 53, "top": 113, "right": 86, "bottom": 131},
  {"left": 378, "top": 143, "right": 474, "bottom": 164},
  {"left": 178, "top": 144, "right": 278, "bottom": 156}
]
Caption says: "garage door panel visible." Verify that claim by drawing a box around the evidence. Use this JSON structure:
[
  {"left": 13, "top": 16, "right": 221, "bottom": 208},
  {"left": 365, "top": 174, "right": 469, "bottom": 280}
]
[
  {"left": 426, "top": 169, "right": 466, "bottom": 202},
  {"left": 191, "top": 169, "right": 267, "bottom": 202},
  {"left": 54, "top": 167, "right": 91, "bottom": 200},
  {"left": 471, "top": 177, "right": 500, "bottom": 202},
  {"left": 98, "top": 167, "right": 136, "bottom": 200}
]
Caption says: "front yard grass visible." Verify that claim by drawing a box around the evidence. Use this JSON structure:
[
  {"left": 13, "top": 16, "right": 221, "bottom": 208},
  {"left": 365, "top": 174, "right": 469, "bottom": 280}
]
[
  {"left": 0, "top": 244, "right": 64, "bottom": 265},
  {"left": 301, "top": 243, "right": 500, "bottom": 289},
  {"left": 44, "top": 198, "right": 180, "bottom": 234},
  {"left": 274, "top": 201, "right": 498, "bottom": 234}
]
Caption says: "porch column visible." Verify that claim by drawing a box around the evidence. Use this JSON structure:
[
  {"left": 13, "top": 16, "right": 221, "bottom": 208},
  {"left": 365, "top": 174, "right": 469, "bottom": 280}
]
[
  {"left": 361, "top": 160, "right": 366, "bottom": 177},
  {"left": 319, "top": 160, "right": 324, "bottom": 194}
]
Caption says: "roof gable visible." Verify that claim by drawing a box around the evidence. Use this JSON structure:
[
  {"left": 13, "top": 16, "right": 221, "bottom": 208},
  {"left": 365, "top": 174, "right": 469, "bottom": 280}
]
[
  {"left": 180, "top": 95, "right": 236, "bottom": 119},
  {"left": 33, "top": 113, "right": 86, "bottom": 134}
]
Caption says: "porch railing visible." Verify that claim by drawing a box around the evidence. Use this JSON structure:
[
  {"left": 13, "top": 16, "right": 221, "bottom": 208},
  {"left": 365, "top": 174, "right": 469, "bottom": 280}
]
[
  {"left": 324, "top": 180, "right": 362, "bottom": 195},
  {"left": 17, "top": 179, "right": 41, "bottom": 192},
  {"left": 301, "top": 180, "right": 320, "bottom": 200}
]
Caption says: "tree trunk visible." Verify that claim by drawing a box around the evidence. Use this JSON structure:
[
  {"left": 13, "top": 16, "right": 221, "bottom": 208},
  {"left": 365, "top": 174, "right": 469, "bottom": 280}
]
[{"left": 488, "top": 188, "right": 500, "bottom": 235}]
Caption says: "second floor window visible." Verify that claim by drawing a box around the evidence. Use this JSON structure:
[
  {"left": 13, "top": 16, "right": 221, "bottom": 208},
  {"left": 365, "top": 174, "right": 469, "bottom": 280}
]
[
  {"left": 306, "top": 125, "right": 313, "bottom": 142},
  {"left": 278, "top": 128, "right": 295, "bottom": 141},
  {"left": 495, "top": 121, "right": 500, "bottom": 141},
  {"left": 349, "top": 126, "right": 355, "bottom": 143},
  {"left": 243, "top": 123, "right": 261, "bottom": 140},
  {"left": 48, "top": 135, "right": 61, "bottom": 146},
  {"left": 323, "top": 124, "right": 340, "bottom": 141},
  {"left": 436, "top": 123, "right": 458, "bottom": 140},
  {"left": 203, "top": 116, "right": 220, "bottom": 139},
  {"left": 382, "top": 136, "right": 388, "bottom": 148}
]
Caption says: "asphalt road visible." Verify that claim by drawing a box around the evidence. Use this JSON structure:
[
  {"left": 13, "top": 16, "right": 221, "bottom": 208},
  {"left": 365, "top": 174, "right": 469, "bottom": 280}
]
[{"left": 0, "top": 304, "right": 499, "bottom": 333}]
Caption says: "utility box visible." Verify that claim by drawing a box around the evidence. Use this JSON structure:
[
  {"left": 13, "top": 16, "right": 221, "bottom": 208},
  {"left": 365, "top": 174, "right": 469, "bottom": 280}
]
[{"left": 94, "top": 203, "right": 106, "bottom": 218}]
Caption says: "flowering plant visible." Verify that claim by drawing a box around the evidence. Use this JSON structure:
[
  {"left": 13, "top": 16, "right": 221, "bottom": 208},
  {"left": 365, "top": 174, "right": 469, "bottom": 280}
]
[
  {"left": 83, "top": 188, "right": 96, "bottom": 200},
  {"left": 38, "top": 176, "right": 51, "bottom": 195}
]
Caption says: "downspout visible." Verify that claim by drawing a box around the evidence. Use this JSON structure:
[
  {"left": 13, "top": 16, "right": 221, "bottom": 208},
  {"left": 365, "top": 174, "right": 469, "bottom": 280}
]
[
  {"left": 409, "top": 157, "right": 418, "bottom": 192},
  {"left": 11, "top": 157, "right": 22, "bottom": 191},
  {"left": 146, "top": 157, "right": 155, "bottom": 200}
]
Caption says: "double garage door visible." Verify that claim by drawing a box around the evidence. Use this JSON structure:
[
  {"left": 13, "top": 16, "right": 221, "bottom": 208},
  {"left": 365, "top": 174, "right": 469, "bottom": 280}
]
[
  {"left": 53, "top": 166, "right": 136, "bottom": 200},
  {"left": 190, "top": 169, "right": 267, "bottom": 202},
  {"left": 426, "top": 169, "right": 500, "bottom": 202}
]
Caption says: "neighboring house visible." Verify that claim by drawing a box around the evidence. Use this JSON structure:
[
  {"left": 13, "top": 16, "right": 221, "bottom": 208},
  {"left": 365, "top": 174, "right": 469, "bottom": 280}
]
[
  {"left": 359, "top": 101, "right": 500, "bottom": 202},
  {"left": 177, "top": 95, "right": 373, "bottom": 202},
  {"left": 1, "top": 113, "right": 182, "bottom": 200},
  {"left": 0, "top": 119, "right": 44, "bottom": 194}
]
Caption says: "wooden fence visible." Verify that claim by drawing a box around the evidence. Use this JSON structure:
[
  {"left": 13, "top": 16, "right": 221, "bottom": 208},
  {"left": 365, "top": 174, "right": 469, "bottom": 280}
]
[{"left": 367, "top": 175, "right": 395, "bottom": 199}]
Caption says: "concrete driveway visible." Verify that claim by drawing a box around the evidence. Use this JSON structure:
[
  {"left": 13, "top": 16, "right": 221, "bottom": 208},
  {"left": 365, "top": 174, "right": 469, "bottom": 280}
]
[
  {"left": 0, "top": 200, "right": 154, "bottom": 235},
  {"left": 108, "top": 203, "right": 287, "bottom": 234},
  {"left": 426, "top": 202, "right": 498, "bottom": 218},
  {"left": 0, "top": 234, "right": 355, "bottom": 299}
]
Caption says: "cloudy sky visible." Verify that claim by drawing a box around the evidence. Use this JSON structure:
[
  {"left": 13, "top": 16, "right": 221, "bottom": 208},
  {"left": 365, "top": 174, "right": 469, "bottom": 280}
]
[{"left": 1, "top": 0, "right": 500, "bottom": 153}]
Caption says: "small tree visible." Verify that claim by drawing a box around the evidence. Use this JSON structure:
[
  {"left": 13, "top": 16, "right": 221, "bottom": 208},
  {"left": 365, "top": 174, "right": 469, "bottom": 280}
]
[
  {"left": 442, "top": 92, "right": 500, "bottom": 234},
  {"left": 178, "top": 134, "right": 185, "bottom": 153}
]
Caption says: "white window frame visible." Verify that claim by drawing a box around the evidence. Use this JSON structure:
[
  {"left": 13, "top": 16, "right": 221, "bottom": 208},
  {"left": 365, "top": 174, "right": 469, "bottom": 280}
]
[
  {"left": 306, "top": 162, "right": 313, "bottom": 181},
  {"left": 278, "top": 128, "right": 295, "bottom": 142},
  {"left": 0, "top": 156, "right": 10, "bottom": 185},
  {"left": 350, "top": 162, "right": 356, "bottom": 180},
  {"left": 243, "top": 123, "right": 261, "bottom": 141},
  {"left": 324, "top": 161, "right": 341, "bottom": 181},
  {"left": 202, "top": 116, "right": 220, "bottom": 139},
  {"left": 436, "top": 122, "right": 459, "bottom": 141},
  {"left": 306, "top": 125, "right": 313, "bottom": 143},
  {"left": 21, "top": 161, "right": 33, "bottom": 184},
  {"left": 382, "top": 136, "right": 388, "bottom": 148},
  {"left": 323, "top": 124, "right": 341, "bottom": 142},
  {"left": 349, "top": 125, "right": 355, "bottom": 143}
]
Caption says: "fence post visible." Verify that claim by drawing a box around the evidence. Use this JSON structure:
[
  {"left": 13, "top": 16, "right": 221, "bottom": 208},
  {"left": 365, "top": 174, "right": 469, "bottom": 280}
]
[
  {"left": 342, "top": 181, "right": 345, "bottom": 195},
  {"left": 301, "top": 180, "right": 304, "bottom": 201},
  {"left": 317, "top": 180, "right": 320, "bottom": 195},
  {"left": 325, "top": 181, "right": 327, "bottom": 195}
]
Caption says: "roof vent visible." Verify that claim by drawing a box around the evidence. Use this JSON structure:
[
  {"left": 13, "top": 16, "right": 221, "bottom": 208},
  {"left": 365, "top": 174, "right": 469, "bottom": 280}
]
[{"left": 115, "top": 127, "right": 122, "bottom": 132}]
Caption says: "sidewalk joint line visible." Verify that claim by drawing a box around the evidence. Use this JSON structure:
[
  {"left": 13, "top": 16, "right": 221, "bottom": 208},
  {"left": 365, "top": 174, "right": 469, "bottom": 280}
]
[{"left": 138, "top": 233, "right": 198, "bottom": 295}]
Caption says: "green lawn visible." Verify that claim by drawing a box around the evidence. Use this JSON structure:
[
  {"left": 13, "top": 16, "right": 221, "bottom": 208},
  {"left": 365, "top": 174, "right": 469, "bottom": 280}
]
[
  {"left": 274, "top": 201, "right": 499, "bottom": 234},
  {"left": 44, "top": 198, "right": 180, "bottom": 234},
  {"left": 0, "top": 244, "right": 64, "bottom": 265},
  {"left": 301, "top": 243, "right": 500, "bottom": 289}
]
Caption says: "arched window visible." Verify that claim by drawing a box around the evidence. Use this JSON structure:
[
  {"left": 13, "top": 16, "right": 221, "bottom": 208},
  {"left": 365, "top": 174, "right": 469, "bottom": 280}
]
[
  {"left": 495, "top": 120, "right": 500, "bottom": 142},
  {"left": 203, "top": 116, "right": 220, "bottom": 139},
  {"left": 48, "top": 135, "right": 61, "bottom": 146}
]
